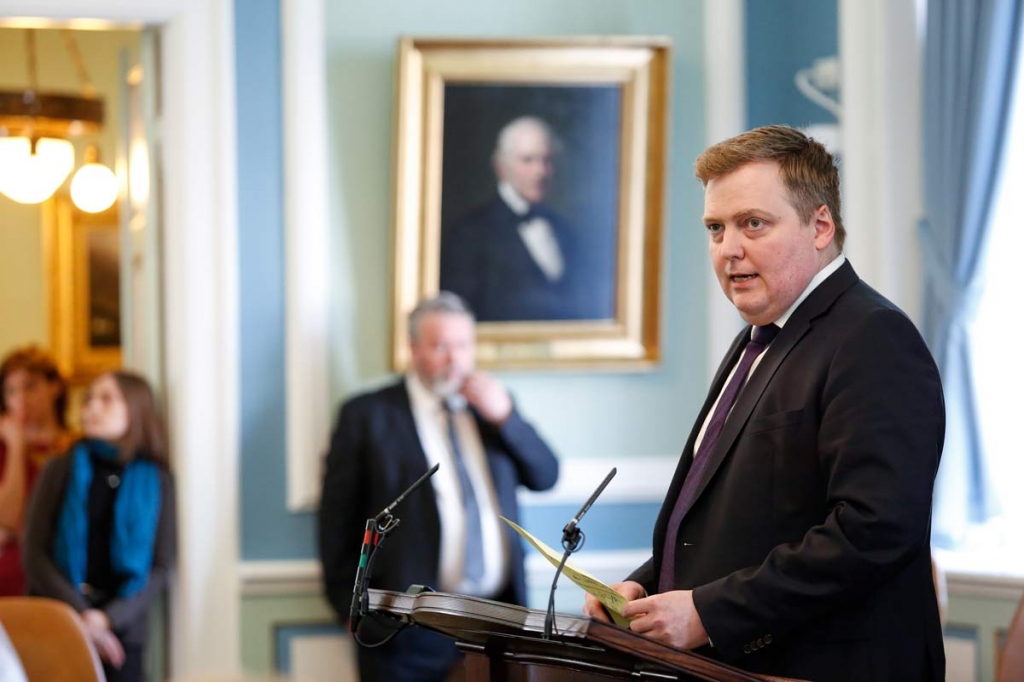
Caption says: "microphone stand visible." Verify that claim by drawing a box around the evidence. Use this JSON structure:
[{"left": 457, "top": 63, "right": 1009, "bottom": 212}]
[
  {"left": 543, "top": 467, "right": 616, "bottom": 640},
  {"left": 350, "top": 463, "right": 440, "bottom": 644}
]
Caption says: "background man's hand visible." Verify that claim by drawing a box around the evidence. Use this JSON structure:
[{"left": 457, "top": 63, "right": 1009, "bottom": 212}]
[
  {"left": 621, "top": 590, "right": 709, "bottom": 650},
  {"left": 461, "top": 373, "right": 513, "bottom": 424},
  {"left": 583, "top": 581, "right": 647, "bottom": 622}
]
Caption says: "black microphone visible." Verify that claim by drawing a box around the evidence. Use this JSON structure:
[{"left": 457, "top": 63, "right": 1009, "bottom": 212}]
[
  {"left": 562, "top": 467, "right": 616, "bottom": 544},
  {"left": 350, "top": 463, "right": 440, "bottom": 632},
  {"left": 349, "top": 517, "right": 377, "bottom": 630},
  {"left": 545, "top": 467, "right": 617, "bottom": 639},
  {"left": 375, "top": 463, "right": 440, "bottom": 522}
]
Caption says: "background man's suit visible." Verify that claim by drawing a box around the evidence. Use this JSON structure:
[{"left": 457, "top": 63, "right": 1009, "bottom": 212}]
[
  {"left": 630, "top": 261, "right": 945, "bottom": 681},
  {"left": 440, "top": 196, "right": 611, "bottom": 322},
  {"left": 318, "top": 379, "right": 559, "bottom": 680}
]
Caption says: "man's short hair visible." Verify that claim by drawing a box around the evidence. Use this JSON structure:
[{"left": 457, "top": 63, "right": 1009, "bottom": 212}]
[
  {"left": 493, "top": 116, "right": 561, "bottom": 165},
  {"left": 408, "top": 291, "right": 476, "bottom": 342},
  {"left": 695, "top": 125, "right": 845, "bottom": 252}
]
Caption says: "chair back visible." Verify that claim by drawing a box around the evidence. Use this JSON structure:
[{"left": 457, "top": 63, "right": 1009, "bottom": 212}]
[
  {"left": 999, "top": 592, "right": 1024, "bottom": 682},
  {"left": 0, "top": 597, "right": 106, "bottom": 682}
]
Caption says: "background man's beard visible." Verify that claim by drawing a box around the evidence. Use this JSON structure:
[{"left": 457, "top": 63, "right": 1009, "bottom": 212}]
[{"left": 428, "top": 375, "right": 463, "bottom": 398}]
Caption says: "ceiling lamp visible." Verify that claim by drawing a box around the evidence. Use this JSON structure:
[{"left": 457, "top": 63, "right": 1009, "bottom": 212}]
[
  {"left": 0, "top": 29, "right": 104, "bottom": 205},
  {"left": 70, "top": 145, "right": 118, "bottom": 213}
]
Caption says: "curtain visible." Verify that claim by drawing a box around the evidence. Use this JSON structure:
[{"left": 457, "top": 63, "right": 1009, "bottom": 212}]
[{"left": 920, "top": 0, "right": 1024, "bottom": 547}]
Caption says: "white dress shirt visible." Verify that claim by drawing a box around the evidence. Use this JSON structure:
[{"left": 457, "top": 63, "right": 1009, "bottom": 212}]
[
  {"left": 498, "top": 181, "right": 565, "bottom": 282},
  {"left": 405, "top": 373, "right": 509, "bottom": 597},
  {"left": 694, "top": 254, "right": 847, "bottom": 453}
]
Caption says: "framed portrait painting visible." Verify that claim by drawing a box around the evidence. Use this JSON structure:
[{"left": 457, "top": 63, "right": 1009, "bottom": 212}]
[
  {"left": 43, "top": 193, "right": 122, "bottom": 384},
  {"left": 390, "top": 37, "right": 670, "bottom": 370}
]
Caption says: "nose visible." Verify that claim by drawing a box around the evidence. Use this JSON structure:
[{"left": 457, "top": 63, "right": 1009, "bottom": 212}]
[{"left": 719, "top": 227, "right": 745, "bottom": 260}]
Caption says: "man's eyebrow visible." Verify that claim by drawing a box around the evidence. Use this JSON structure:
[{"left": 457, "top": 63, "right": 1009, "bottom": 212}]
[{"left": 703, "top": 208, "right": 780, "bottom": 225}]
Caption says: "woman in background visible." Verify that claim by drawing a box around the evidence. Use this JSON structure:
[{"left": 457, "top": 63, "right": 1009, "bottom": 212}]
[
  {"left": 0, "top": 346, "right": 76, "bottom": 595},
  {"left": 24, "top": 371, "right": 176, "bottom": 682}
]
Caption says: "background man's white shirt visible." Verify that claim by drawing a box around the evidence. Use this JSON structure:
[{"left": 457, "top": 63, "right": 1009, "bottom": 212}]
[{"left": 406, "top": 373, "right": 509, "bottom": 596}]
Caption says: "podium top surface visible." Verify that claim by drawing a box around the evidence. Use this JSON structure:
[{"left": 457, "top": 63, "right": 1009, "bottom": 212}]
[{"left": 366, "top": 589, "right": 802, "bottom": 682}]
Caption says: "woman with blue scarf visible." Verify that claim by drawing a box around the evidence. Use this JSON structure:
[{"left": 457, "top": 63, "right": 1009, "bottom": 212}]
[{"left": 23, "top": 371, "right": 176, "bottom": 682}]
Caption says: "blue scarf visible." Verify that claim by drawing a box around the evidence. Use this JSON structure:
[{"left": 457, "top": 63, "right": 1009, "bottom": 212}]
[{"left": 53, "top": 439, "right": 162, "bottom": 598}]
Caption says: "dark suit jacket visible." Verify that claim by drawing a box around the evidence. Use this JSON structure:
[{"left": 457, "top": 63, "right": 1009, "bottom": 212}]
[
  {"left": 440, "top": 196, "right": 612, "bottom": 322},
  {"left": 318, "top": 379, "right": 558, "bottom": 678},
  {"left": 630, "top": 261, "right": 945, "bottom": 681}
]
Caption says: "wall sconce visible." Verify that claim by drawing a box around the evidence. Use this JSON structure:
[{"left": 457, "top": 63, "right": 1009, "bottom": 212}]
[{"left": 0, "top": 28, "right": 113, "bottom": 207}]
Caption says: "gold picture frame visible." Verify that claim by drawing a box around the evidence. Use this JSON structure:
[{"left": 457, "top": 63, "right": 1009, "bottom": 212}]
[
  {"left": 43, "top": 193, "right": 122, "bottom": 385},
  {"left": 390, "top": 37, "right": 670, "bottom": 371}
]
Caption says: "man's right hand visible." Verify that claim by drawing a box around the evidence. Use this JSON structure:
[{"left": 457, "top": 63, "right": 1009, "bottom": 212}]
[{"left": 583, "top": 581, "right": 647, "bottom": 622}]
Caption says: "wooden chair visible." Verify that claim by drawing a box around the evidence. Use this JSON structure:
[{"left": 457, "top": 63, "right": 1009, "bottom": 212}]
[
  {"left": 0, "top": 597, "right": 106, "bottom": 682},
  {"left": 998, "top": 592, "right": 1024, "bottom": 682}
]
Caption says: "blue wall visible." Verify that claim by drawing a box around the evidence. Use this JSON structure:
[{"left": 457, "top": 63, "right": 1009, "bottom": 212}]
[
  {"left": 746, "top": 0, "right": 838, "bottom": 129},
  {"left": 236, "top": 0, "right": 839, "bottom": 563}
]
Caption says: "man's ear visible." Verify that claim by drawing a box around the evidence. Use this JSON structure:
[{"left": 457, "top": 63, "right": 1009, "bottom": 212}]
[{"left": 813, "top": 205, "right": 836, "bottom": 252}]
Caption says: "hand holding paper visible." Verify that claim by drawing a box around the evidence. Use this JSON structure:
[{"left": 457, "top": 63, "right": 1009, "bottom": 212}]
[{"left": 501, "top": 516, "right": 632, "bottom": 627}]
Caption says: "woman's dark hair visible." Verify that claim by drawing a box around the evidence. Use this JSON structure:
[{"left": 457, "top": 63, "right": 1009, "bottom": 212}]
[
  {"left": 109, "top": 371, "right": 168, "bottom": 465},
  {"left": 0, "top": 345, "right": 68, "bottom": 428}
]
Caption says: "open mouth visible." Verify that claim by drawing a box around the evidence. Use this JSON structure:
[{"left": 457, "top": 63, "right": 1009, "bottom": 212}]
[{"left": 730, "top": 274, "right": 757, "bottom": 283}]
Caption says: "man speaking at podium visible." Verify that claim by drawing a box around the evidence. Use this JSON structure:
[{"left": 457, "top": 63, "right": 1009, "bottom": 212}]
[
  {"left": 319, "top": 292, "right": 559, "bottom": 681},
  {"left": 585, "top": 126, "right": 946, "bottom": 681}
]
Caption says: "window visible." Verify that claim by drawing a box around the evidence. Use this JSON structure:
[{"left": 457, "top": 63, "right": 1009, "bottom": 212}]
[{"left": 943, "top": 44, "right": 1024, "bottom": 569}]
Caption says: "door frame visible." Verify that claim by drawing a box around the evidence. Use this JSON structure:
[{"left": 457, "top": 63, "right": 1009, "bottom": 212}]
[{"left": 0, "top": 0, "right": 240, "bottom": 675}]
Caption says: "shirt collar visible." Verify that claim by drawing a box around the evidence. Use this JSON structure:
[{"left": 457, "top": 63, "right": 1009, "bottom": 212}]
[
  {"left": 406, "top": 372, "right": 442, "bottom": 414},
  {"left": 773, "top": 253, "right": 846, "bottom": 329},
  {"left": 498, "top": 181, "right": 530, "bottom": 216}
]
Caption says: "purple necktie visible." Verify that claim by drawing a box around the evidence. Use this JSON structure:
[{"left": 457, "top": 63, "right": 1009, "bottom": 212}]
[{"left": 658, "top": 323, "right": 780, "bottom": 593}]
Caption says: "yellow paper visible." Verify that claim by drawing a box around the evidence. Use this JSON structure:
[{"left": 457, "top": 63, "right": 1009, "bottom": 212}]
[{"left": 501, "top": 516, "right": 632, "bottom": 628}]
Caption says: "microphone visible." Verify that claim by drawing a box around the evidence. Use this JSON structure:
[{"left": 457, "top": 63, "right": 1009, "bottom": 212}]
[
  {"left": 562, "top": 467, "right": 616, "bottom": 545},
  {"left": 545, "top": 467, "right": 617, "bottom": 639},
  {"left": 375, "top": 463, "right": 440, "bottom": 522},
  {"left": 350, "top": 463, "right": 441, "bottom": 633},
  {"left": 349, "top": 517, "right": 377, "bottom": 630}
]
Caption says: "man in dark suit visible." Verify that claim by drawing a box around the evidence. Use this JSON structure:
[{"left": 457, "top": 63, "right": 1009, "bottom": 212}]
[
  {"left": 318, "top": 292, "right": 559, "bottom": 681},
  {"left": 584, "top": 125, "right": 945, "bottom": 681},
  {"left": 440, "top": 116, "right": 612, "bottom": 322}
]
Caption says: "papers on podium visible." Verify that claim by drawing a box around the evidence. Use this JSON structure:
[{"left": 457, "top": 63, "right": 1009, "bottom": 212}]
[{"left": 501, "top": 516, "right": 632, "bottom": 628}]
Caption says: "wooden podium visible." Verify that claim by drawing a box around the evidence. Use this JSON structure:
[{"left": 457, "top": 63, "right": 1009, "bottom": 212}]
[{"left": 366, "top": 589, "right": 789, "bottom": 681}]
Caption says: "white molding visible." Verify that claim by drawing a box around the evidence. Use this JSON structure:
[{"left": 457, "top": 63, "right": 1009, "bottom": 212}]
[
  {"left": 160, "top": 1, "right": 241, "bottom": 676},
  {"left": 518, "top": 456, "right": 676, "bottom": 506},
  {"left": 240, "top": 560, "right": 323, "bottom": 596},
  {"left": 936, "top": 548, "right": 1024, "bottom": 600},
  {"left": 239, "top": 550, "right": 653, "bottom": 598},
  {"left": 947, "top": 572, "right": 1024, "bottom": 601},
  {"left": 838, "top": 0, "right": 923, "bottom": 322},
  {"left": 702, "top": 0, "right": 747, "bottom": 381},
  {"left": 281, "top": 0, "right": 332, "bottom": 513},
  {"left": 0, "top": 0, "right": 242, "bottom": 675}
]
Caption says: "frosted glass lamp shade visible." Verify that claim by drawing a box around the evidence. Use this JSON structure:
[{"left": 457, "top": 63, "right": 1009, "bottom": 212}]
[
  {"left": 0, "top": 137, "right": 75, "bottom": 204},
  {"left": 71, "top": 162, "right": 118, "bottom": 213}
]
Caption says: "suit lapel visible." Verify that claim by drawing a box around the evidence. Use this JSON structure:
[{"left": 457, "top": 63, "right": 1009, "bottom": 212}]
[
  {"left": 685, "top": 261, "right": 861, "bottom": 512},
  {"left": 655, "top": 328, "right": 749, "bottom": 540},
  {"left": 389, "top": 381, "right": 439, "bottom": 503}
]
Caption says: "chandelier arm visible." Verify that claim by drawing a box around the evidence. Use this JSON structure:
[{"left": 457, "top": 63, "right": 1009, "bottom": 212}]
[
  {"left": 26, "top": 29, "right": 39, "bottom": 94},
  {"left": 61, "top": 30, "right": 97, "bottom": 98}
]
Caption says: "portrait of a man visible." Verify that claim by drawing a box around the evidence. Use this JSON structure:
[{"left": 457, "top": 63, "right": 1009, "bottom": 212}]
[{"left": 439, "top": 85, "right": 620, "bottom": 323}]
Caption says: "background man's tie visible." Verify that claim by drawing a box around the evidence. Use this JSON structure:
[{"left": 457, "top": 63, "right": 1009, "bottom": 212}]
[
  {"left": 658, "top": 323, "right": 781, "bottom": 593},
  {"left": 443, "top": 400, "right": 485, "bottom": 588}
]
